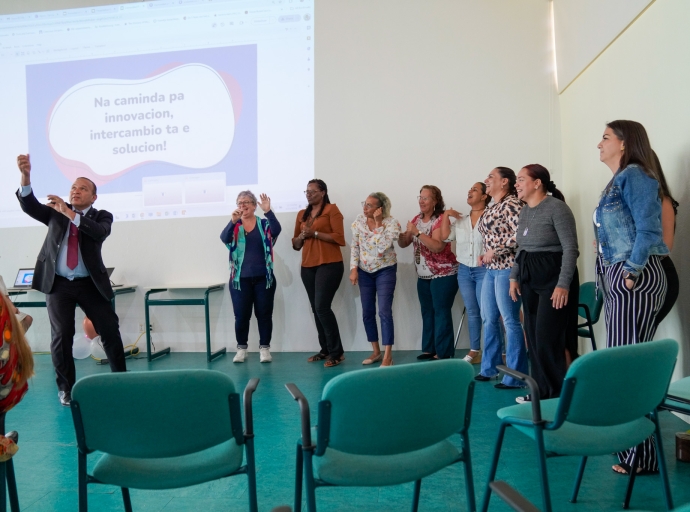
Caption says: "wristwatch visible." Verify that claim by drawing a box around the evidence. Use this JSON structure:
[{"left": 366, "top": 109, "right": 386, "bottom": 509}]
[{"left": 623, "top": 271, "right": 638, "bottom": 282}]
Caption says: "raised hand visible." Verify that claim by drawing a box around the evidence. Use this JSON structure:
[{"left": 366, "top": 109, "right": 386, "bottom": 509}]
[
  {"left": 444, "top": 208, "right": 462, "bottom": 220},
  {"left": 46, "top": 194, "right": 75, "bottom": 220},
  {"left": 373, "top": 207, "right": 383, "bottom": 226},
  {"left": 258, "top": 193, "right": 271, "bottom": 213},
  {"left": 17, "top": 154, "right": 31, "bottom": 185}
]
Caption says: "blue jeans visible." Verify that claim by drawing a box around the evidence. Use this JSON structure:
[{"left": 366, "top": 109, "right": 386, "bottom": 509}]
[
  {"left": 358, "top": 264, "right": 397, "bottom": 345},
  {"left": 480, "top": 268, "right": 527, "bottom": 387},
  {"left": 457, "top": 264, "right": 486, "bottom": 351},
  {"left": 417, "top": 275, "right": 458, "bottom": 359}
]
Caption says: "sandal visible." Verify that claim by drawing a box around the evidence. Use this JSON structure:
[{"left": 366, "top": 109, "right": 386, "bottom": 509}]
[
  {"left": 612, "top": 462, "right": 658, "bottom": 476},
  {"left": 324, "top": 355, "right": 345, "bottom": 368},
  {"left": 307, "top": 353, "right": 327, "bottom": 362},
  {"left": 362, "top": 353, "right": 383, "bottom": 365}
]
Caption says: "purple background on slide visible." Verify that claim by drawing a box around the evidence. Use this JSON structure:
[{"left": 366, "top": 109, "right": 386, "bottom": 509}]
[{"left": 25, "top": 45, "right": 257, "bottom": 195}]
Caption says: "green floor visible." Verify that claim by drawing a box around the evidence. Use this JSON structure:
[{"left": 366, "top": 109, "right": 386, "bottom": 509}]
[{"left": 7, "top": 351, "right": 690, "bottom": 511}]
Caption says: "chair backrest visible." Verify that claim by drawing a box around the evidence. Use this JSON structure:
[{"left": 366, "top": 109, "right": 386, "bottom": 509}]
[
  {"left": 319, "top": 359, "right": 475, "bottom": 455},
  {"left": 578, "top": 281, "right": 603, "bottom": 324},
  {"left": 72, "top": 370, "right": 239, "bottom": 458},
  {"left": 556, "top": 339, "right": 678, "bottom": 427}
]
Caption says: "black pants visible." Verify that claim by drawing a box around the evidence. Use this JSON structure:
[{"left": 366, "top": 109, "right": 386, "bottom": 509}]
[
  {"left": 45, "top": 275, "right": 127, "bottom": 392},
  {"left": 519, "top": 252, "right": 579, "bottom": 400},
  {"left": 229, "top": 275, "right": 276, "bottom": 348},
  {"left": 655, "top": 256, "right": 678, "bottom": 327},
  {"left": 300, "top": 262, "right": 344, "bottom": 359}
]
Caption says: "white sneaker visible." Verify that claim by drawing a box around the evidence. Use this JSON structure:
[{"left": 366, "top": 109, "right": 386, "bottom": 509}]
[
  {"left": 260, "top": 347, "right": 272, "bottom": 363},
  {"left": 233, "top": 349, "right": 247, "bottom": 363}
]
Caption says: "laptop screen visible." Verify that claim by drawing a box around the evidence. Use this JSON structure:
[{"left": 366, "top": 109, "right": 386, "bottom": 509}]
[{"left": 14, "top": 269, "right": 34, "bottom": 287}]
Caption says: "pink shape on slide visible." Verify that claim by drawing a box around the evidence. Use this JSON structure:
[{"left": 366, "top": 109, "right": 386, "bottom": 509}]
[{"left": 47, "top": 63, "right": 243, "bottom": 186}]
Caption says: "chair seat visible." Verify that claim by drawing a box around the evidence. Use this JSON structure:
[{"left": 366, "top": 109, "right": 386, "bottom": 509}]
[
  {"left": 577, "top": 328, "right": 591, "bottom": 337},
  {"left": 314, "top": 439, "right": 461, "bottom": 487},
  {"left": 93, "top": 439, "right": 244, "bottom": 490},
  {"left": 667, "top": 377, "right": 690, "bottom": 401},
  {"left": 498, "top": 399, "right": 655, "bottom": 456}
]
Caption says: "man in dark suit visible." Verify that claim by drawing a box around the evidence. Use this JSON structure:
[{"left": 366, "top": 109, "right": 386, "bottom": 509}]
[{"left": 16, "top": 154, "right": 127, "bottom": 406}]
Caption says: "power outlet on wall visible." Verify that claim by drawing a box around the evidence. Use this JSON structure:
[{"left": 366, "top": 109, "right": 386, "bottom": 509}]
[{"left": 139, "top": 323, "right": 153, "bottom": 332}]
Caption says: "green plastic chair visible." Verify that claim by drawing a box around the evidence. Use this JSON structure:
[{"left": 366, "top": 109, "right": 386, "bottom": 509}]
[
  {"left": 481, "top": 339, "right": 679, "bottom": 512},
  {"left": 286, "top": 359, "right": 477, "bottom": 512},
  {"left": 661, "top": 376, "right": 690, "bottom": 415},
  {"left": 577, "top": 281, "right": 603, "bottom": 351},
  {"left": 489, "top": 481, "right": 690, "bottom": 512},
  {"left": 70, "top": 370, "right": 259, "bottom": 512}
]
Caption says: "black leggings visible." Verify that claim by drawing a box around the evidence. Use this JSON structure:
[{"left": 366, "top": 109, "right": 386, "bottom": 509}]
[
  {"left": 655, "top": 256, "right": 678, "bottom": 327},
  {"left": 300, "top": 262, "right": 344, "bottom": 359}
]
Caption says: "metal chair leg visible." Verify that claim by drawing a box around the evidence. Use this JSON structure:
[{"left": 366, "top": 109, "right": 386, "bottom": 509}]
[
  {"left": 534, "top": 428, "right": 552, "bottom": 512},
  {"left": 454, "top": 308, "right": 466, "bottom": 351},
  {"left": 480, "top": 422, "right": 508, "bottom": 512},
  {"left": 78, "top": 451, "right": 88, "bottom": 512},
  {"left": 245, "top": 437, "right": 258, "bottom": 512},
  {"left": 294, "top": 444, "right": 304, "bottom": 512},
  {"left": 121, "top": 488, "right": 133, "bottom": 512},
  {"left": 652, "top": 412, "right": 674, "bottom": 510},
  {"left": 570, "top": 456, "right": 587, "bottom": 503},
  {"left": 462, "top": 435, "right": 477, "bottom": 512},
  {"left": 623, "top": 445, "right": 641, "bottom": 509},
  {"left": 411, "top": 479, "right": 422, "bottom": 512},
  {"left": 6, "top": 459, "right": 19, "bottom": 512},
  {"left": 304, "top": 451, "right": 317, "bottom": 512}
]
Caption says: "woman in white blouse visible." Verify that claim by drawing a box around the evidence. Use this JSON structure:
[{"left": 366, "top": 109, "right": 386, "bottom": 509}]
[
  {"left": 349, "top": 192, "right": 401, "bottom": 366},
  {"left": 440, "top": 182, "right": 491, "bottom": 364}
]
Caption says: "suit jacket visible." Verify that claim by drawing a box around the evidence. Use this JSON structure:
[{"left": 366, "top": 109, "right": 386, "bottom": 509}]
[{"left": 17, "top": 190, "right": 115, "bottom": 300}]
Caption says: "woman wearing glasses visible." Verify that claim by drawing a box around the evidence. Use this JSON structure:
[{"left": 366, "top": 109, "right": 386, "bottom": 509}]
[
  {"left": 220, "top": 191, "right": 282, "bottom": 363},
  {"left": 292, "top": 179, "right": 347, "bottom": 367},
  {"left": 349, "top": 192, "right": 401, "bottom": 366},
  {"left": 398, "top": 185, "right": 459, "bottom": 360}
]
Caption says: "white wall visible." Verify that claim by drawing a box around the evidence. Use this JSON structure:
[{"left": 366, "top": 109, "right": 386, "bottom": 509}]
[
  {"left": 553, "top": 0, "right": 653, "bottom": 92},
  {"left": 0, "top": 0, "right": 559, "bottom": 354},
  {"left": 559, "top": 0, "right": 690, "bottom": 378}
]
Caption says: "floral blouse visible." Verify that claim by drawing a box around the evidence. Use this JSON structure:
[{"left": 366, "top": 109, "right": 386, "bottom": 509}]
[
  {"left": 350, "top": 214, "right": 401, "bottom": 272},
  {"left": 411, "top": 214, "right": 459, "bottom": 278},
  {"left": 477, "top": 194, "right": 523, "bottom": 270}
]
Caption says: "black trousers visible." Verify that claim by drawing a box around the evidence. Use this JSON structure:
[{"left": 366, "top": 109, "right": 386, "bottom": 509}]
[
  {"left": 519, "top": 252, "right": 579, "bottom": 400},
  {"left": 655, "top": 256, "right": 678, "bottom": 327},
  {"left": 45, "top": 275, "right": 127, "bottom": 392},
  {"left": 229, "top": 275, "right": 276, "bottom": 348},
  {"left": 300, "top": 262, "right": 344, "bottom": 359}
]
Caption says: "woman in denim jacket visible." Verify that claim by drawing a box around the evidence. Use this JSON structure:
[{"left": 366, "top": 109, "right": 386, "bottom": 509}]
[{"left": 594, "top": 120, "right": 669, "bottom": 476}]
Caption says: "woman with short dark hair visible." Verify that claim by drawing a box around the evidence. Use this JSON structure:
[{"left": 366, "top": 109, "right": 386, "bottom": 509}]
[{"left": 292, "top": 179, "right": 346, "bottom": 367}]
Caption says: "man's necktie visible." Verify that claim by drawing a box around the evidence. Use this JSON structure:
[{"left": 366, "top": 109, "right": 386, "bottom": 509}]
[{"left": 66, "top": 211, "right": 82, "bottom": 270}]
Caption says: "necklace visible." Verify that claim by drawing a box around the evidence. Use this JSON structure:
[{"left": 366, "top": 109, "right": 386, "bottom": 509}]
[{"left": 522, "top": 197, "right": 546, "bottom": 236}]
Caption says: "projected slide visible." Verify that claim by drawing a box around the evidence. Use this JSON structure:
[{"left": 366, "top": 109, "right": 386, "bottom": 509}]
[
  {"left": 27, "top": 46, "right": 256, "bottom": 194},
  {"left": 0, "top": 0, "right": 314, "bottom": 227}
]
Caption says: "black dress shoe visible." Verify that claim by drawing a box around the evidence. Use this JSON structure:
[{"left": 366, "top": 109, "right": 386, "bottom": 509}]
[
  {"left": 58, "top": 391, "right": 72, "bottom": 407},
  {"left": 494, "top": 383, "right": 521, "bottom": 390},
  {"left": 416, "top": 353, "right": 436, "bottom": 360},
  {"left": 474, "top": 374, "right": 498, "bottom": 382}
]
